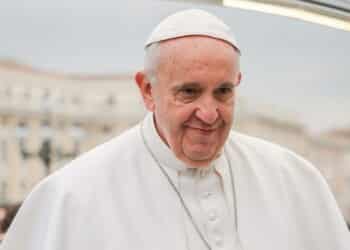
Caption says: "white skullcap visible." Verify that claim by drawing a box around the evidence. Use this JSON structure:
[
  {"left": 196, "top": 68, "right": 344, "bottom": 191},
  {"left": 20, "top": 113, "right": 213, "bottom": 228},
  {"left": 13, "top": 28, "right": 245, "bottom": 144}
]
[{"left": 145, "top": 9, "right": 240, "bottom": 53}]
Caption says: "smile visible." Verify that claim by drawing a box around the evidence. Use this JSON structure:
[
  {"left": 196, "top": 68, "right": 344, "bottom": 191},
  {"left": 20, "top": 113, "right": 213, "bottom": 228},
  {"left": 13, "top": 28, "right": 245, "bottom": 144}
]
[{"left": 186, "top": 126, "right": 217, "bottom": 133}]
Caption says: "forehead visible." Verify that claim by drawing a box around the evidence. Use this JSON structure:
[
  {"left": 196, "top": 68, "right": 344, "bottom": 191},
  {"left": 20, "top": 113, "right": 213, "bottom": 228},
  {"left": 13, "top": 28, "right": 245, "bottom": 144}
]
[
  {"left": 159, "top": 35, "right": 236, "bottom": 59},
  {"left": 156, "top": 36, "right": 239, "bottom": 83}
]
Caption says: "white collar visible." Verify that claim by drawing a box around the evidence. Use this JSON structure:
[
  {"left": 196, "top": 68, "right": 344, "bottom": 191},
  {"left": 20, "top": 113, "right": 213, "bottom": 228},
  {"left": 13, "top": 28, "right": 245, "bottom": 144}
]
[{"left": 142, "top": 112, "right": 225, "bottom": 173}]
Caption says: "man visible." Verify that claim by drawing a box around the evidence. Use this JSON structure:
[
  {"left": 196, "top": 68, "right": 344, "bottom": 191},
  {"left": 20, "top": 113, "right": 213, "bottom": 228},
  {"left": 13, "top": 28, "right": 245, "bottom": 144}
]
[{"left": 0, "top": 9, "right": 349, "bottom": 250}]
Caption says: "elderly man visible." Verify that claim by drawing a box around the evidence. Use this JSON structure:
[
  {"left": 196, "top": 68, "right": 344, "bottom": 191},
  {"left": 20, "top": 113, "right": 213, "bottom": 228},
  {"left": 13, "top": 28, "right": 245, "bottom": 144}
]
[{"left": 0, "top": 9, "right": 349, "bottom": 250}]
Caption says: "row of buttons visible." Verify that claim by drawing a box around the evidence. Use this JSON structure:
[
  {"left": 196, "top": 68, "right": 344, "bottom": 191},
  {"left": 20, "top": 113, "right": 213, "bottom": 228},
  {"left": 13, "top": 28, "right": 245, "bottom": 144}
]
[
  {"left": 208, "top": 210, "right": 223, "bottom": 247},
  {"left": 197, "top": 170, "right": 225, "bottom": 248}
]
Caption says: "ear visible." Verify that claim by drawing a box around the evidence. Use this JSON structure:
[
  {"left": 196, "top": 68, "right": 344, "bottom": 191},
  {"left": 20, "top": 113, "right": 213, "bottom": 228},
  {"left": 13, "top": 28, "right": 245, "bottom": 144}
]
[
  {"left": 135, "top": 71, "right": 155, "bottom": 112},
  {"left": 235, "top": 72, "right": 242, "bottom": 87}
]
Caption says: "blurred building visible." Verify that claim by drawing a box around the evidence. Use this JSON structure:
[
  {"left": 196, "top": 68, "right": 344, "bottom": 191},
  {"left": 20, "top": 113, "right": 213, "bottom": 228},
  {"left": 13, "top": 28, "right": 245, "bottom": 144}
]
[
  {"left": 0, "top": 61, "right": 349, "bottom": 222},
  {"left": 0, "top": 61, "right": 145, "bottom": 203}
]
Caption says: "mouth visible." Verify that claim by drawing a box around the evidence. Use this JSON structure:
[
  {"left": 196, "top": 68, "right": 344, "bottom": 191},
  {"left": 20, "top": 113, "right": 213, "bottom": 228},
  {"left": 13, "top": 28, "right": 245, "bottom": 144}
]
[
  {"left": 183, "top": 119, "right": 224, "bottom": 135},
  {"left": 185, "top": 126, "right": 217, "bottom": 134}
]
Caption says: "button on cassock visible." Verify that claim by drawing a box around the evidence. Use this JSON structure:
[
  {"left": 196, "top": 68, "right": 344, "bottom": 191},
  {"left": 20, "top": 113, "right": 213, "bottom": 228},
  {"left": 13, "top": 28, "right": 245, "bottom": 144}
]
[
  {"left": 202, "top": 192, "right": 212, "bottom": 199},
  {"left": 214, "top": 236, "right": 223, "bottom": 247},
  {"left": 208, "top": 211, "right": 218, "bottom": 221}
]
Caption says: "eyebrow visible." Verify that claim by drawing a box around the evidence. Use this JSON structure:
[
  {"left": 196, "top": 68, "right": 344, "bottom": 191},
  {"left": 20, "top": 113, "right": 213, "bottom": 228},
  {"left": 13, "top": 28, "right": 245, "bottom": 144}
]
[
  {"left": 171, "top": 82, "right": 201, "bottom": 93},
  {"left": 217, "top": 82, "right": 235, "bottom": 88},
  {"left": 171, "top": 81, "right": 235, "bottom": 93}
]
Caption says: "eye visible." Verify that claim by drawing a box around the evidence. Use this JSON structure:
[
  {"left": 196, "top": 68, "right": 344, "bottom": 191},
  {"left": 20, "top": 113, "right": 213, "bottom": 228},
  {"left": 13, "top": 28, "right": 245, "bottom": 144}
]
[
  {"left": 217, "top": 87, "right": 232, "bottom": 94},
  {"left": 214, "top": 86, "right": 234, "bottom": 101},
  {"left": 175, "top": 86, "right": 201, "bottom": 103},
  {"left": 181, "top": 87, "right": 198, "bottom": 96}
]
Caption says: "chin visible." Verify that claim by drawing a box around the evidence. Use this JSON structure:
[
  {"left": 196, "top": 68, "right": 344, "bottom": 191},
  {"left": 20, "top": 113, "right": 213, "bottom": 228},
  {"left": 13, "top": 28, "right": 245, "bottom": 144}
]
[
  {"left": 181, "top": 158, "right": 209, "bottom": 168},
  {"left": 187, "top": 145, "right": 218, "bottom": 158},
  {"left": 183, "top": 151, "right": 218, "bottom": 167}
]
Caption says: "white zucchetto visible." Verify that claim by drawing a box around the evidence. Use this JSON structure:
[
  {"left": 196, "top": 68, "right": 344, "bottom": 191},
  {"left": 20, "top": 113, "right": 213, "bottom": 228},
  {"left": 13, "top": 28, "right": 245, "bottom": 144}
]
[{"left": 145, "top": 9, "right": 240, "bottom": 53}]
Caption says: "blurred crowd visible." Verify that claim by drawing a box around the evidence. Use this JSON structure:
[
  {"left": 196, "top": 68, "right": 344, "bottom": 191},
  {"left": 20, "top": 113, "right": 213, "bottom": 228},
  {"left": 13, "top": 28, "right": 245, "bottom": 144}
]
[{"left": 0, "top": 203, "right": 21, "bottom": 243}]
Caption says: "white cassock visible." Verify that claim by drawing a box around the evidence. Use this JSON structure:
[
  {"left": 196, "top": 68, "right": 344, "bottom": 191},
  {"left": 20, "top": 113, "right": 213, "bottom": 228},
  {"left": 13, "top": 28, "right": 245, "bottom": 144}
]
[{"left": 1, "top": 113, "right": 349, "bottom": 250}]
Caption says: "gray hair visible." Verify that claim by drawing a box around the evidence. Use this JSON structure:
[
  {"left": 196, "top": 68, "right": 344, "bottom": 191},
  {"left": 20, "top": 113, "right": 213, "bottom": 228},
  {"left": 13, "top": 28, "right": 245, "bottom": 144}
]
[
  {"left": 144, "top": 40, "right": 241, "bottom": 85},
  {"left": 144, "top": 43, "right": 161, "bottom": 85}
]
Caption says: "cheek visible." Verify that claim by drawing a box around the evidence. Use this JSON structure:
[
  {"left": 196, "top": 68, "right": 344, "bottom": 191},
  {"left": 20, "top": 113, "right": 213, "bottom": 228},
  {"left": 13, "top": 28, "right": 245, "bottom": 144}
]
[
  {"left": 223, "top": 108, "right": 234, "bottom": 122},
  {"left": 223, "top": 99, "right": 235, "bottom": 118},
  {"left": 167, "top": 101, "right": 196, "bottom": 122},
  {"left": 165, "top": 106, "right": 197, "bottom": 144}
]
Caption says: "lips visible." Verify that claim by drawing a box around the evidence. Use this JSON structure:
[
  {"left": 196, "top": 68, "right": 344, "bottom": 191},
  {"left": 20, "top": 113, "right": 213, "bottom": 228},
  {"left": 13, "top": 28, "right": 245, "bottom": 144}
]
[
  {"left": 190, "top": 127, "right": 215, "bottom": 132},
  {"left": 183, "top": 117, "right": 224, "bottom": 136},
  {"left": 184, "top": 122, "right": 222, "bottom": 131},
  {"left": 184, "top": 125, "right": 218, "bottom": 136}
]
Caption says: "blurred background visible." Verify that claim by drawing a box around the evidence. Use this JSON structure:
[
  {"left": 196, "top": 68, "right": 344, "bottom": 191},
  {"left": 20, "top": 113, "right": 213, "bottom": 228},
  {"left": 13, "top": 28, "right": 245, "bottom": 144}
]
[{"left": 0, "top": 0, "right": 349, "bottom": 237}]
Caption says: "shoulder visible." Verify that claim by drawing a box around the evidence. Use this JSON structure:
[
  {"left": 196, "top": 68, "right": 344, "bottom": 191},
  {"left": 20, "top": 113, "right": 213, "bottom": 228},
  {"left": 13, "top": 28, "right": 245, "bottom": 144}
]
[
  {"left": 27, "top": 124, "right": 144, "bottom": 201},
  {"left": 226, "top": 131, "right": 323, "bottom": 181},
  {"left": 226, "top": 131, "right": 337, "bottom": 209},
  {"left": 226, "top": 131, "right": 292, "bottom": 163},
  {"left": 6, "top": 124, "right": 147, "bottom": 241}
]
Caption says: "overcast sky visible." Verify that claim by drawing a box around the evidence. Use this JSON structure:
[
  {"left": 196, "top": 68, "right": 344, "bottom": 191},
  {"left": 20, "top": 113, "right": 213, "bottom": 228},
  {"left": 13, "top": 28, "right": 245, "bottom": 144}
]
[{"left": 0, "top": 0, "right": 349, "bottom": 132}]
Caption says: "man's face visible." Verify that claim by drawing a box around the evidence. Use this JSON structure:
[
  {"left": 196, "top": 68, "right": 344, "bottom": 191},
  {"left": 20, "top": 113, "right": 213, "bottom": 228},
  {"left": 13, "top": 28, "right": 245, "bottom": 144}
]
[{"left": 137, "top": 36, "right": 241, "bottom": 167}]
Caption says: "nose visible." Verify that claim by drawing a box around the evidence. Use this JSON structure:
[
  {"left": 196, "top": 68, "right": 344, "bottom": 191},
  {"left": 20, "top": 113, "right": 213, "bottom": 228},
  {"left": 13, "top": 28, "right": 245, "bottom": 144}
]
[{"left": 195, "top": 97, "right": 219, "bottom": 125}]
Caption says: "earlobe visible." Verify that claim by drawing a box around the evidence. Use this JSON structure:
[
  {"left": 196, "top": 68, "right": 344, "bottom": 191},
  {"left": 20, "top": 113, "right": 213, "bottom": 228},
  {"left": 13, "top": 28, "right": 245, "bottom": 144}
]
[
  {"left": 236, "top": 72, "right": 242, "bottom": 86},
  {"left": 135, "top": 71, "right": 155, "bottom": 112}
]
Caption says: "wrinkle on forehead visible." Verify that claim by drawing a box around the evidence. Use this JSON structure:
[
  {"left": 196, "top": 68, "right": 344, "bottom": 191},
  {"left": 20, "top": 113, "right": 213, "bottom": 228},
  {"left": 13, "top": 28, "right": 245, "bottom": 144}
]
[{"left": 156, "top": 36, "right": 239, "bottom": 83}]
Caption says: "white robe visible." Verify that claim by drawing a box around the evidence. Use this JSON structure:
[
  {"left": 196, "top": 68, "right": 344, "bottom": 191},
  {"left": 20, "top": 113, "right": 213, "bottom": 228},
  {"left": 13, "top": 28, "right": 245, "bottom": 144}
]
[{"left": 1, "top": 114, "right": 349, "bottom": 250}]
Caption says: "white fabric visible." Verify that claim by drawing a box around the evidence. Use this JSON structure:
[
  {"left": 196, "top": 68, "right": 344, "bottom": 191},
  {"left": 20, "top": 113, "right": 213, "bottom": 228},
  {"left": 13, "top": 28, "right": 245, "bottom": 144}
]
[
  {"left": 145, "top": 9, "right": 240, "bottom": 52},
  {"left": 143, "top": 114, "right": 237, "bottom": 249},
  {"left": 179, "top": 168, "right": 238, "bottom": 250},
  {"left": 1, "top": 113, "right": 349, "bottom": 250}
]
